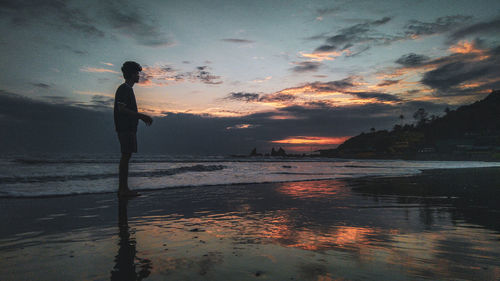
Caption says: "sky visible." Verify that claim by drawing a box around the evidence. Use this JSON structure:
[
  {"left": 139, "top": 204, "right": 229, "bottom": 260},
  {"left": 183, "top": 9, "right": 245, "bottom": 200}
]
[{"left": 1, "top": 0, "right": 500, "bottom": 155}]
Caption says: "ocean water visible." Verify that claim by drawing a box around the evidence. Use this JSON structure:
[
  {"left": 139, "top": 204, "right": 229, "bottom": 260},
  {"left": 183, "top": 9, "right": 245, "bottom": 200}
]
[{"left": 1, "top": 153, "right": 500, "bottom": 198}]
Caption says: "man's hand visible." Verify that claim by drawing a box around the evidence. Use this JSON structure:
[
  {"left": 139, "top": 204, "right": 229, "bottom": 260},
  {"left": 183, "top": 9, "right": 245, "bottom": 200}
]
[{"left": 140, "top": 114, "right": 153, "bottom": 126}]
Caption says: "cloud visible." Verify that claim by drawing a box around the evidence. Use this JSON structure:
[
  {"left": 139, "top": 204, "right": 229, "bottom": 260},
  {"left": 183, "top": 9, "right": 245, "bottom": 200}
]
[
  {"left": 89, "top": 95, "right": 114, "bottom": 109},
  {"left": 0, "top": 1, "right": 173, "bottom": 47},
  {"left": 346, "top": 91, "right": 401, "bottom": 102},
  {"left": 315, "top": 7, "right": 341, "bottom": 21},
  {"left": 377, "top": 80, "right": 400, "bottom": 87},
  {"left": 139, "top": 65, "right": 182, "bottom": 85},
  {"left": 0, "top": 89, "right": 451, "bottom": 154},
  {"left": 56, "top": 44, "right": 89, "bottom": 55},
  {"left": 300, "top": 78, "right": 355, "bottom": 92},
  {"left": 0, "top": 0, "right": 105, "bottom": 37},
  {"left": 252, "top": 76, "right": 272, "bottom": 83},
  {"left": 404, "top": 15, "right": 472, "bottom": 38},
  {"left": 395, "top": 53, "right": 430, "bottom": 67},
  {"left": 226, "top": 92, "right": 260, "bottom": 102},
  {"left": 314, "top": 45, "right": 337, "bottom": 52},
  {"left": 449, "top": 16, "right": 500, "bottom": 42},
  {"left": 419, "top": 42, "right": 500, "bottom": 95},
  {"left": 221, "top": 38, "right": 254, "bottom": 44},
  {"left": 80, "top": 67, "right": 119, "bottom": 74},
  {"left": 104, "top": 2, "right": 174, "bottom": 47},
  {"left": 259, "top": 93, "right": 296, "bottom": 103},
  {"left": 421, "top": 61, "right": 499, "bottom": 94},
  {"left": 224, "top": 91, "right": 296, "bottom": 104},
  {"left": 139, "top": 65, "right": 223, "bottom": 86},
  {"left": 324, "top": 17, "right": 394, "bottom": 49},
  {"left": 31, "top": 83, "right": 50, "bottom": 89},
  {"left": 225, "top": 76, "right": 401, "bottom": 108},
  {"left": 193, "top": 66, "right": 223, "bottom": 85},
  {"left": 306, "top": 17, "right": 397, "bottom": 60},
  {"left": 290, "top": 61, "right": 322, "bottom": 73},
  {"left": 226, "top": 123, "right": 257, "bottom": 130},
  {"left": 0, "top": 90, "right": 117, "bottom": 153}
]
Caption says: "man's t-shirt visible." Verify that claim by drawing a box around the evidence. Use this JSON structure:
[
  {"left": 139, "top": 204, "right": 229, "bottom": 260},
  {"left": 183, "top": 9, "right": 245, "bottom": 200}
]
[{"left": 114, "top": 83, "right": 138, "bottom": 132}]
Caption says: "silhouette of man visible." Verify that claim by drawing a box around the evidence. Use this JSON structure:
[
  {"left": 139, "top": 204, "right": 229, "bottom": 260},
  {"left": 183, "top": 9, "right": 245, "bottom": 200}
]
[{"left": 114, "top": 61, "right": 153, "bottom": 197}]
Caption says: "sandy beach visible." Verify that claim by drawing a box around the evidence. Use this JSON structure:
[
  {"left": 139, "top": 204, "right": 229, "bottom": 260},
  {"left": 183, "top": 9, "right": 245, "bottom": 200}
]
[{"left": 1, "top": 167, "right": 500, "bottom": 280}]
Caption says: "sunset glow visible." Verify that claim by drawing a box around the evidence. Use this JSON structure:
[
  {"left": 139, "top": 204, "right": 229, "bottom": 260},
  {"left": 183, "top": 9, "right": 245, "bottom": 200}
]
[
  {"left": 1, "top": 0, "right": 499, "bottom": 154},
  {"left": 272, "top": 136, "right": 350, "bottom": 145}
]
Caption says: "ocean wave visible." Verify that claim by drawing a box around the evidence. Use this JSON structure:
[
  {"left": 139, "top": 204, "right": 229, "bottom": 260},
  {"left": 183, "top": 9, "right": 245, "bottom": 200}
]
[
  {"left": 0, "top": 164, "right": 225, "bottom": 184},
  {"left": 11, "top": 157, "right": 350, "bottom": 165},
  {"left": 13, "top": 158, "right": 119, "bottom": 165},
  {"left": 0, "top": 176, "right": 362, "bottom": 198}
]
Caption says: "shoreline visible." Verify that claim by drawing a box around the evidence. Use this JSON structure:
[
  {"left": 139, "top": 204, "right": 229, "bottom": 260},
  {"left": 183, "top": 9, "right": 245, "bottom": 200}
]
[
  {"left": 1, "top": 167, "right": 500, "bottom": 280},
  {"left": 3, "top": 165, "right": 500, "bottom": 199}
]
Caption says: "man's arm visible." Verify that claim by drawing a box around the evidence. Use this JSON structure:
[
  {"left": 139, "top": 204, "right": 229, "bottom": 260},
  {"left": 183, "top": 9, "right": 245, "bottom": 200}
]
[{"left": 117, "top": 103, "right": 153, "bottom": 126}]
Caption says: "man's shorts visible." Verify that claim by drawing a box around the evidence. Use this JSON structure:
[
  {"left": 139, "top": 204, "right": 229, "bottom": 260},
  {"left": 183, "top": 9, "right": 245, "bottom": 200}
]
[{"left": 117, "top": 131, "right": 137, "bottom": 154}]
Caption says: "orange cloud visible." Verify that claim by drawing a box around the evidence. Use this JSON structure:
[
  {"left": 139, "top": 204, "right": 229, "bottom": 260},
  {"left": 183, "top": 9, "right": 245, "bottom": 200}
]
[
  {"left": 80, "top": 67, "right": 119, "bottom": 74},
  {"left": 252, "top": 76, "right": 272, "bottom": 83},
  {"left": 226, "top": 124, "right": 256, "bottom": 130},
  {"left": 300, "top": 51, "right": 343, "bottom": 61},
  {"left": 448, "top": 40, "right": 489, "bottom": 60}
]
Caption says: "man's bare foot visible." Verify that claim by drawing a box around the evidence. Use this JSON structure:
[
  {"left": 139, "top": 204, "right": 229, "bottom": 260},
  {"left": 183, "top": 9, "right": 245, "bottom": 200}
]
[{"left": 117, "top": 189, "right": 141, "bottom": 197}]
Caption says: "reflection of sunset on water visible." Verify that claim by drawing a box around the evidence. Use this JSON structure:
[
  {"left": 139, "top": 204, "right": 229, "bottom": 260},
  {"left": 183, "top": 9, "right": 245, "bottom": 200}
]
[
  {"left": 132, "top": 207, "right": 500, "bottom": 280},
  {"left": 276, "top": 180, "right": 350, "bottom": 199}
]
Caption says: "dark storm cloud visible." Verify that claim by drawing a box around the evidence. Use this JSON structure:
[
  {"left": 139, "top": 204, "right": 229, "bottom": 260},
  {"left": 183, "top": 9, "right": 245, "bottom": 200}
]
[
  {"left": 31, "top": 83, "right": 50, "bottom": 89},
  {"left": 377, "top": 80, "right": 399, "bottom": 87},
  {"left": 404, "top": 15, "right": 472, "bottom": 38},
  {"left": 395, "top": 53, "right": 430, "bottom": 67},
  {"left": 226, "top": 92, "right": 260, "bottom": 102},
  {"left": 220, "top": 38, "right": 255, "bottom": 44},
  {"left": 449, "top": 16, "right": 500, "bottom": 42},
  {"left": 290, "top": 62, "right": 322, "bottom": 73}
]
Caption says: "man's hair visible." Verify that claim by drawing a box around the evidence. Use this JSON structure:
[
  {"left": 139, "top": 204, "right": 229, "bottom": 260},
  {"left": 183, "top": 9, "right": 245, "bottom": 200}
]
[{"left": 121, "top": 61, "right": 142, "bottom": 80}]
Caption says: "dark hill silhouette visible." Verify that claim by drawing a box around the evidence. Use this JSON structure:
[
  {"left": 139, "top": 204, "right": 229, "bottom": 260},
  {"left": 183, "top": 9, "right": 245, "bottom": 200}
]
[{"left": 320, "top": 90, "right": 500, "bottom": 161}]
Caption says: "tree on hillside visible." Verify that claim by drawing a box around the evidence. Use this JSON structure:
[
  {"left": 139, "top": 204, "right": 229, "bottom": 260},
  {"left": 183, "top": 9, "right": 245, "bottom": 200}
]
[{"left": 413, "top": 108, "right": 428, "bottom": 127}]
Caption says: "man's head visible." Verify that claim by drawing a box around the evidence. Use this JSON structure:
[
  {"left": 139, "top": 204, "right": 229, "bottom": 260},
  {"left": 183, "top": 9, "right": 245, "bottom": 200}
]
[{"left": 121, "top": 61, "right": 142, "bottom": 83}]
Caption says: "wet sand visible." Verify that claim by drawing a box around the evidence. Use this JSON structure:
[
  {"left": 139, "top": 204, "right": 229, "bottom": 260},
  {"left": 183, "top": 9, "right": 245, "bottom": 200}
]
[{"left": 1, "top": 167, "right": 500, "bottom": 280}]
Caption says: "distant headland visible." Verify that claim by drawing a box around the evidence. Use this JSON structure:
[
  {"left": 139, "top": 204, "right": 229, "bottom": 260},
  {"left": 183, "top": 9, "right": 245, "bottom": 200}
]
[{"left": 243, "top": 90, "right": 500, "bottom": 161}]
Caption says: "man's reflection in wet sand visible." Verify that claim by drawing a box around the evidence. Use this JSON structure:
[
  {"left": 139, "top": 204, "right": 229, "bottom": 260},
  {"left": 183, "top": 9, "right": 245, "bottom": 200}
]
[{"left": 111, "top": 198, "right": 152, "bottom": 281}]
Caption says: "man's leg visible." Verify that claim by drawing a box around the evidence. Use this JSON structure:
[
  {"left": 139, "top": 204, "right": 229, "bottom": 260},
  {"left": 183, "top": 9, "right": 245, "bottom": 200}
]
[{"left": 119, "top": 152, "right": 131, "bottom": 193}]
